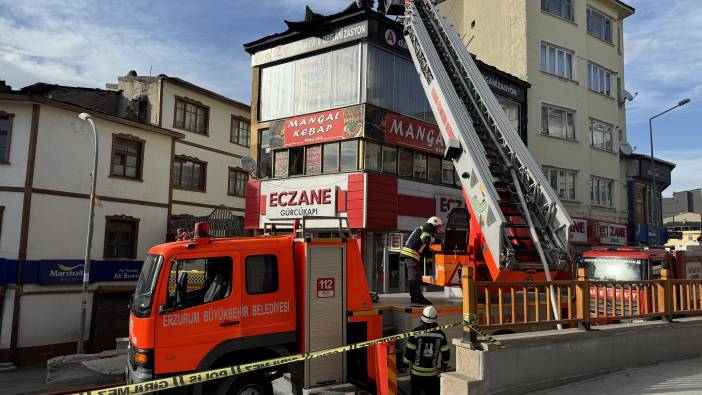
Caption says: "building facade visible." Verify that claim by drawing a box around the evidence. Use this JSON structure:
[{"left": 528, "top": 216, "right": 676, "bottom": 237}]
[
  {"left": 437, "top": 0, "right": 635, "bottom": 251},
  {"left": 664, "top": 212, "right": 702, "bottom": 251},
  {"left": 663, "top": 189, "right": 702, "bottom": 219},
  {"left": 108, "top": 72, "right": 251, "bottom": 238},
  {"left": 0, "top": 86, "right": 182, "bottom": 363},
  {"left": 243, "top": 6, "right": 529, "bottom": 292}
]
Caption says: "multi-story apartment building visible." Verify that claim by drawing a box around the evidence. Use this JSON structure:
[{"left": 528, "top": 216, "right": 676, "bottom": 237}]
[
  {"left": 108, "top": 72, "right": 251, "bottom": 237},
  {"left": 437, "top": 0, "right": 635, "bottom": 251},
  {"left": 0, "top": 82, "right": 182, "bottom": 364}
]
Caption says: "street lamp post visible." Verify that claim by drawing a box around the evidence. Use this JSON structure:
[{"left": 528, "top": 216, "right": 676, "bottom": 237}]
[
  {"left": 77, "top": 113, "right": 98, "bottom": 354},
  {"left": 649, "top": 98, "right": 690, "bottom": 246}
]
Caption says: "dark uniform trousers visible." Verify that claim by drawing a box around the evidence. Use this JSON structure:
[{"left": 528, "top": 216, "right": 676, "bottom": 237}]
[{"left": 411, "top": 375, "right": 440, "bottom": 395}]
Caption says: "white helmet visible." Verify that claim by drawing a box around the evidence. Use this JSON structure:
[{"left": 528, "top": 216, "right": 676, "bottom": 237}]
[
  {"left": 427, "top": 216, "right": 443, "bottom": 229},
  {"left": 421, "top": 306, "right": 438, "bottom": 323}
]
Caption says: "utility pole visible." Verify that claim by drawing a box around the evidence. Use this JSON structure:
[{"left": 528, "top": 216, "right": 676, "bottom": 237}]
[{"left": 77, "top": 113, "right": 98, "bottom": 354}]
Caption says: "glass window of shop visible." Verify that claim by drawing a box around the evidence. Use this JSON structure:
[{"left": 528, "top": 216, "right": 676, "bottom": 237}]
[
  {"left": 323, "top": 142, "right": 340, "bottom": 173},
  {"left": 274, "top": 150, "right": 288, "bottom": 178},
  {"left": 382, "top": 145, "right": 397, "bottom": 175},
  {"left": 288, "top": 147, "right": 304, "bottom": 176},
  {"left": 413, "top": 152, "right": 427, "bottom": 180},
  {"left": 340, "top": 140, "right": 359, "bottom": 171},
  {"left": 398, "top": 148, "right": 413, "bottom": 177},
  {"left": 258, "top": 129, "right": 272, "bottom": 178},
  {"left": 366, "top": 45, "right": 434, "bottom": 123},
  {"left": 259, "top": 45, "right": 361, "bottom": 121},
  {"left": 442, "top": 160, "right": 454, "bottom": 185},
  {"left": 428, "top": 156, "right": 441, "bottom": 182},
  {"left": 305, "top": 145, "right": 322, "bottom": 175},
  {"left": 365, "top": 141, "right": 381, "bottom": 171}
]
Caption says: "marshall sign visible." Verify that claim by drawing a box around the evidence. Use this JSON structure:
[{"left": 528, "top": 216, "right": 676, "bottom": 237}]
[{"left": 267, "top": 188, "right": 337, "bottom": 219}]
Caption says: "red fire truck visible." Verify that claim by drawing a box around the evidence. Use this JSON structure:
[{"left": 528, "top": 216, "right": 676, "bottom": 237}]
[{"left": 582, "top": 247, "right": 702, "bottom": 319}]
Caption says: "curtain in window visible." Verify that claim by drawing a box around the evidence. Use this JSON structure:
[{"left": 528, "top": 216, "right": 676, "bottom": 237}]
[
  {"left": 367, "top": 46, "right": 395, "bottom": 110},
  {"left": 260, "top": 62, "right": 295, "bottom": 121},
  {"left": 295, "top": 52, "right": 332, "bottom": 115}
]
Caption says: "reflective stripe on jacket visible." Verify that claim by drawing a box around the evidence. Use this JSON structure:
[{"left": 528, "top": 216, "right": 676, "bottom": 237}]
[
  {"left": 403, "top": 323, "right": 450, "bottom": 377},
  {"left": 400, "top": 224, "right": 435, "bottom": 262}
]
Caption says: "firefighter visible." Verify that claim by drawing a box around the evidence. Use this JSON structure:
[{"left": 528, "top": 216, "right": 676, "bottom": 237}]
[
  {"left": 403, "top": 306, "right": 450, "bottom": 395},
  {"left": 401, "top": 216, "right": 443, "bottom": 305}
]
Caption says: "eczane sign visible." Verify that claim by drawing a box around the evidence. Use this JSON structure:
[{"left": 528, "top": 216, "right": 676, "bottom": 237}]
[{"left": 267, "top": 188, "right": 336, "bottom": 219}]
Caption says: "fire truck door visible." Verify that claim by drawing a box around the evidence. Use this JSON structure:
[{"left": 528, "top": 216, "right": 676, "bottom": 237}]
[
  {"left": 305, "top": 244, "right": 346, "bottom": 388},
  {"left": 153, "top": 252, "right": 241, "bottom": 373}
]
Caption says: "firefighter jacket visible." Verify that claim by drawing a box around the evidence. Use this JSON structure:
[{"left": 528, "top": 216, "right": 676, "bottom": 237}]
[
  {"left": 400, "top": 223, "right": 436, "bottom": 263},
  {"left": 403, "top": 322, "right": 450, "bottom": 377}
]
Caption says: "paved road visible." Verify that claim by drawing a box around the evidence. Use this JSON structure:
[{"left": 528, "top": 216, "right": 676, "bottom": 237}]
[{"left": 532, "top": 357, "right": 702, "bottom": 395}]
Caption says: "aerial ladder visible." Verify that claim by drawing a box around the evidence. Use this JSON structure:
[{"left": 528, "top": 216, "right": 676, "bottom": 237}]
[{"left": 401, "top": 0, "right": 574, "bottom": 320}]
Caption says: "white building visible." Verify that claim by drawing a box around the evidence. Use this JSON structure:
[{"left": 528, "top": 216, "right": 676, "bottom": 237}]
[
  {"left": 0, "top": 83, "right": 183, "bottom": 364},
  {"left": 109, "top": 72, "right": 252, "bottom": 235}
]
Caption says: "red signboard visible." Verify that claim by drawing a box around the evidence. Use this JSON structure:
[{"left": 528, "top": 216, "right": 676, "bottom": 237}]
[
  {"left": 317, "top": 277, "right": 335, "bottom": 298},
  {"left": 591, "top": 221, "right": 627, "bottom": 245},
  {"left": 385, "top": 112, "right": 445, "bottom": 155},
  {"left": 283, "top": 109, "right": 345, "bottom": 147}
]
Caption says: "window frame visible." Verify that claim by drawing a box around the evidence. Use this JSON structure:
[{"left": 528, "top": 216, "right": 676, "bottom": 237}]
[
  {"left": 587, "top": 7, "right": 614, "bottom": 43},
  {"left": 542, "top": 166, "right": 578, "bottom": 201},
  {"left": 245, "top": 254, "right": 279, "bottom": 295},
  {"left": 167, "top": 256, "right": 234, "bottom": 309},
  {"left": 587, "top": 62, "right": 613, "bottom": 97},
  {"left": 322, "top": 142, "right": 340, "bottom": 174},
  {"left": 541, "top": 0, "right": 574, "bottom": 22},
  {"left": 173, "top": 96, "right": 210, "bottom": 135},
  {"left": 0, "top": 111, "right": 14, "bottom": 164},
  {"left": 227, "top": 167, "right": 248, "bottom": 197},
  {"left": 590, "top": 118, "right": 615, "bottom": 152},
  {"left": 103, "top": 215, "right": 140, "bottom": 260},
  {"left": 540, "top": 42, "right": 576, "bottom": 81},
  {"left": 230, "top": 115, "right": 251, "bottom": 147},
  {"left": 173, "top": 155, "right": 208, "bottom": 192},
  {"left": 591, "top": 176, "right": 614, "bottom": 208},
  {"left": 109, "top": 134, "right": 145, "bottom": 181},
  {"left": 541, "top": 103, "right": 576, "bottom": 140}
]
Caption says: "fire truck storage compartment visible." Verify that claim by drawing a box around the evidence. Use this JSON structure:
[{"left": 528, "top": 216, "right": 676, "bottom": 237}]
[{"left": 305, "top": 243, "right": 346, "bottom": 388}]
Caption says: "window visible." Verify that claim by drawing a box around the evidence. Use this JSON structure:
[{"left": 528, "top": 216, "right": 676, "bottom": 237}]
[
  {"left": 340, "top": 140, "right": 358, "bottom": 171},
  {"left": 288, "top": 147, "right": 304, "bottom": 176},
  {"left": 258, "top": 129, "right": 272, "bottom": 178},
  {"left": 541, "top": 104, "right": 575, "bottom": 140},
  {"left": 259, "top": 45, "right": 360, "bottom": 121},
  {"left": 498, "top": 97, "right": 521, "bottom": 132},
  {"left": 305, "top": 145, "right": 322, "bottom": 175},
  {"left": 245, "top": 255, "right": 279, "bottom": 294},
  {"left": 274, "top": 150, "right": 289, "bottom": 178},
  {"left": 428, "top": 156, "right": 441, "bottom": 182},
  {"left": 173, "top": 156, "right": 206, "bottom": 191},
  {"left": 587, "top": 63, "right": 612, "bottom": 96},
  {"left": 541, "top": 0, "right": 573, "bottom": 21},
  {"left": 365, "top": 141, "right": 381, "bottom": 171},
  {"left": 587, "top": 8, "right": 613, "bottom": 42},
  {"left": 590, "top": 118, "right": 614, "bottom": 152},
  {"left": 543, "top": 166, "right": 577, "bottom": 201},
  {"left": 413, "top": 152, "right": 427, "bottom": 180},
  {"left": 0, "top": 113, "right": 13, "bottom": 163},
  {"left": 110, "top": 135, "right": 144, "bottom": 179},
  {"left": 591, "top": 176, "right": 614, "bottom": 207},
  {"left": 382, "top": 145, "right": 397, "bottom": 175},
  {"left": 104, "top": 216, "right": 139, "bottom": 259},
  {"left": 398, "top": 148, "right": 413, "bottom": 177},
  {"left": 540, "top": 42, "right": 575, "bottom": 80},
  {"left": 441, "top": 160, "right": 455, "bottom": 185},
  {"left": 228, "top": 168, "right": 247, "bottom": 197},
  {"left": 323, "top": 142, "right": 339, "bottom": 173},
  {"left": 230, "top": 116, "right": 250, "bottom": 146},
  {"left": 174, "top": 97, "right": 208, "bottom": 134},
  {"left": 367, "top": 45, "right": 434, "bottom": 121},
  {"left": 167, "top": 257, "right": 232, "bottom": 308}
]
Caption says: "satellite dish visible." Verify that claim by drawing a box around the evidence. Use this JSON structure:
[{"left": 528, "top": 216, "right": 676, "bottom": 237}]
[
  {"left": 240, "top": 156, "right": 257, "bottom": 172},
  {"left": 619, "top": 142, "right": 633, "bottom": 156}
]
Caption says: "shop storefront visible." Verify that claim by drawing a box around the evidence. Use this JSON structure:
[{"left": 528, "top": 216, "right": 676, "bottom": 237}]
[
  {"left": 569, "top": 217, "right": 629, "bottom": 254},
  {"left": 243, "top": 4, "right": 529, "bottom": 293}
]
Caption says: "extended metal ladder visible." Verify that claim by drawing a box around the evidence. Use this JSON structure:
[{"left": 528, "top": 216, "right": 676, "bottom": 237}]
[{"left": 403, "top": 0, "right": 573, "bottom": 275}]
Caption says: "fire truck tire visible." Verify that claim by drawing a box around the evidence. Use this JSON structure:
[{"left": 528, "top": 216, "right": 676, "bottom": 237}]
[{"left": 215, "top": 373, "right": 273, "bottom": 395}]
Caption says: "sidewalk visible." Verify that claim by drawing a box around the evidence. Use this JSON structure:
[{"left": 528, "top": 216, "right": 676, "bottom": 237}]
[
  {"left": 0, "top": 364, "right": 123, "bottom": 395},
  {"left": 531, "top": 357, "right": 702, "bottom": 395}
]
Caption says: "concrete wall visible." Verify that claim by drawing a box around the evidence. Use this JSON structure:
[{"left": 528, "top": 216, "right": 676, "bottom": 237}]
[{"left": 443, "top": 317, "right": 702, "bottom": 394}]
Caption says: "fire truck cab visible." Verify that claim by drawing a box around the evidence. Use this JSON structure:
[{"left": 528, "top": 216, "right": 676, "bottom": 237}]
[{"left": 127, "top": 223, "right": 382, "bottom": 394}]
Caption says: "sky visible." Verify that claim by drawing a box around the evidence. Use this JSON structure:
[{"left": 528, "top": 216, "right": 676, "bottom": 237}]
[{"left": 1, "top": 0, "right": 700, "bottom": 195}]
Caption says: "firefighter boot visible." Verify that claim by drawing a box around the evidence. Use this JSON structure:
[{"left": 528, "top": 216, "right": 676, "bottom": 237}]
[{"left": 409, "top": 279, "right": 432, "bottom": 305}]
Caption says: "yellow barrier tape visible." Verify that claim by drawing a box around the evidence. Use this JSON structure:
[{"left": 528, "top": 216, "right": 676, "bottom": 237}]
[
  {"left": 463, "top": 314, "right": 506, "bottom": 348},
  {"left": 75, "top": 322, "right": 465, "bottom": 395}
]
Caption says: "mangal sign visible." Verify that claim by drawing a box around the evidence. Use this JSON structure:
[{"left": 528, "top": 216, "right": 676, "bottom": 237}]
[
  {"left": 385, "top": 112, "right": 445, "bottom": 155},
  {"left": 269, "top": 106, "right": 364, "bottom": 148}
]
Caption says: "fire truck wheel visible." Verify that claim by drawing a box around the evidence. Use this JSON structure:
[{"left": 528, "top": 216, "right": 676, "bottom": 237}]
[{"left": 216, "top": 373, "right": 273, "bottom": 395}]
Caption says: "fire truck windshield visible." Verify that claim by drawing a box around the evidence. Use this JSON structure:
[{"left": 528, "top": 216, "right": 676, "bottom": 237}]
[
  {"left": 131, "top": 254, "right": 163, "bottom": 317},
  {"left": 583, "top": 257, "right": 646, "bottom": 281}
]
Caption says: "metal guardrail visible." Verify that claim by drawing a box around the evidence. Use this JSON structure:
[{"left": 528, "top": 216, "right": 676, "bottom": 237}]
[{"left": 461, "top": 268, "right": 702, "bottom": 341}]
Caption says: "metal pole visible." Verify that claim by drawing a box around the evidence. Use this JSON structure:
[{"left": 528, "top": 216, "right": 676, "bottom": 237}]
[
  {"left": 649, "top": 117, "right": 656, "bottom": 246},
  {"left": 77, "top": 114, "right": 98, "bottom": 354}
]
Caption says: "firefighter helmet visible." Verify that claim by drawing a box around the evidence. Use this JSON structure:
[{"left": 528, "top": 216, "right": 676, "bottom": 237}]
[
  {"left": 421, "top": 306, "right": 438, "bottom": 323},
  {"left": 427, "top": 216, "right": 443, "bottom": 229}
]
